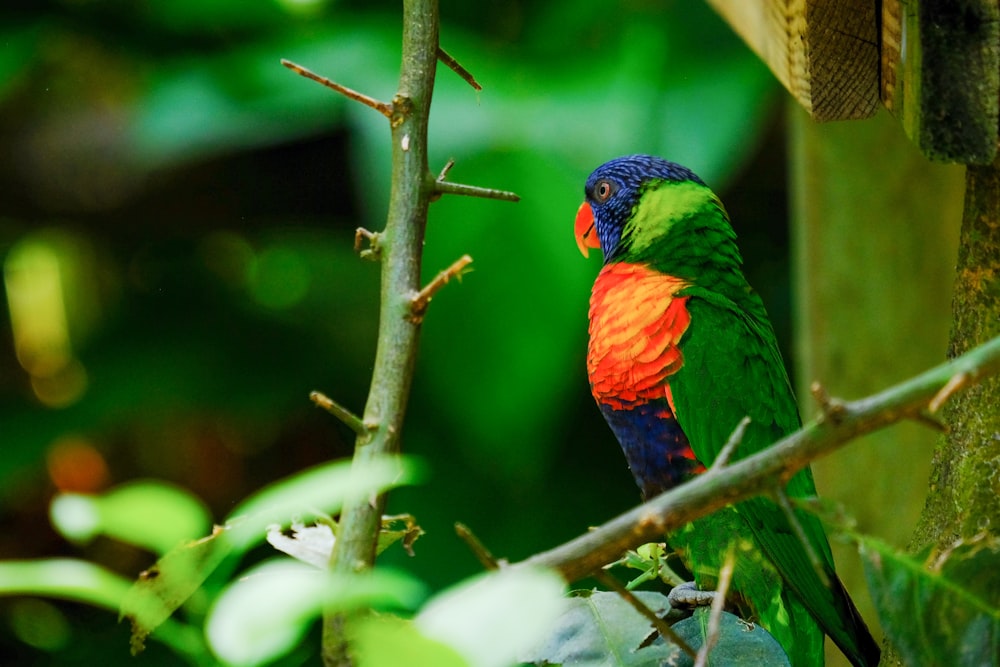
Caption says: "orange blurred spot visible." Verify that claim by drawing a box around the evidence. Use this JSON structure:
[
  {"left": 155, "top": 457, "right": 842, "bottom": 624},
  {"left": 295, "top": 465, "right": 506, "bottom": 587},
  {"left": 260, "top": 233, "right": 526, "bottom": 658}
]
[{"left": 47, "top": 438, "right": 110, "bottom": 493}]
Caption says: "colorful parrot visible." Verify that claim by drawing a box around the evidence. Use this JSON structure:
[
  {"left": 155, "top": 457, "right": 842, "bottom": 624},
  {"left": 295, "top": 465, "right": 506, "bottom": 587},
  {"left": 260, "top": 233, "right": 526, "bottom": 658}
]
[{"left": 575, "top": 155, "right": 879, "bottom": 667}]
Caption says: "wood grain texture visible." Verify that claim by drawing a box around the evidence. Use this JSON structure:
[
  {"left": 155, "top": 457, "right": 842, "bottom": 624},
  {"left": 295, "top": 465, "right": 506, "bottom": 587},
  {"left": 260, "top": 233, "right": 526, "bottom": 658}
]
[
  {"left": 706, "top": 0, "right": 879, "bottom": 121},
  {"left": 881, "top": 0, "right": 999, "bottom": 163}
]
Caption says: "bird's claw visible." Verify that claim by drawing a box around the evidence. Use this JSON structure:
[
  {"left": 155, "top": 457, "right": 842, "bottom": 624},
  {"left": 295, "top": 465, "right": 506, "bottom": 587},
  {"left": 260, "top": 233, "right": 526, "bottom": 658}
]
[{"left": 667, "top": 581, "right": 717, "bottom": 610}]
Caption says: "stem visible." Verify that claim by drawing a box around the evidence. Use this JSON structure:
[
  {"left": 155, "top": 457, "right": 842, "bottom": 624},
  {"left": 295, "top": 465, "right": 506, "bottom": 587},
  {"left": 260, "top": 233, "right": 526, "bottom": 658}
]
[
  {"left": 513, "top": 335, "right": 1000, "bottom": 582},
  {"left": 321, "top": 0, "right": 439, "bottom": 664}
]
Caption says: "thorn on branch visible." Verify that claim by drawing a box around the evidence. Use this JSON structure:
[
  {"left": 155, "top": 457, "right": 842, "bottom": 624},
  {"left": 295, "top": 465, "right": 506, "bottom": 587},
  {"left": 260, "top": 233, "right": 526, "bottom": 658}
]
[
  {"left": 281, "top": 59, "right": 393, "bottom": 118},
  {"left": 310, "top": 391, "right": 372, "bottom": 439},
  {"left": 929, "top": 371, "right": 971, "bottom": 413},
  {"left": 409, "top": 254, "right": 473, "bottom": 323},
  {"left": 810, "top": 381, "right": 848, "bottom": 425},
  {"left": 455, "top": 522, "right": 500, "bottom": 570},
  {"left": 709, "top": 416, "right": 751, "bottom": 472},
  {"left": 434, "top": 179, "right": 521, "bottom": 202},
  {"left": 772, "top": 488, "right": 830, "bottom": 588},
  {"left": 430, "top": 160, "right": 520, "bottom": 202},
  {"left": 354, "top": 227, "right": 382, "bottom": 261},
  {"left": 437, "top": 158, "right": 456, "bottom": 182},
  {"left": 437, "top": 47, "right": 482, "bottom": 91},
  {"left": 593, "top": 570, "right": 697, "bottom": 660}
]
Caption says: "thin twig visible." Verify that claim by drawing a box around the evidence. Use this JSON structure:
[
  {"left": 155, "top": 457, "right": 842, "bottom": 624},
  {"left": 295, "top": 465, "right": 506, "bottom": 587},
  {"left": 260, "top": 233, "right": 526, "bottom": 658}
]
[
  {"left": 772, "top": 487, "right": 830, "bottom": 588},
  {"left": 437, "top": 46, "right": 482, "bottom": 91},
  {"left": 709, "top": 416, "right": 751, "bottom": 472},
  {"left": 434, "top": 179, "right": 521, "bottom": 202},
  {"left": 694, "top": 551, "right": 735, "bottom": 667},
  {"left": 810, "top": 381, "right": 848, "bottom": 424},
  {"left": 592, "top": 570, "right": 697, "bottom": 660},
  {"left": 281, "top": 59, "right": 393, "bottom": 118},
  {"left": 354, "top": 227, "right": 381, "bottom": 261},
  {"left": 929, "top": 371, "right": 970, "bottom": 413},
  {"left": 410, "top": 254, "right": 473, "bottom": 322},
  {"left": 455, "top": 523, "right": 500, "bottom": 570},
  {"left": 310, "top": 391, "right": 371, "bottom": 439}
]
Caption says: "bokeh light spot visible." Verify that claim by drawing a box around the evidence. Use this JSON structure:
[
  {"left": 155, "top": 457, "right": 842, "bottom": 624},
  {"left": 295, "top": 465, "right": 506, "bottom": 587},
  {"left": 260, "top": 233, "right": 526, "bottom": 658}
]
[
  {"left": 7, "top": 599, "right": 71, "bottom": 652},
  {"left": 199, "top": 231, "right": 256, "bottom": 289},
  {"left": 47, "top": 437, "right": 110, "bottom": 493},
  {"left": 249, "top": 245, "right": 310, "bottom": 309}
]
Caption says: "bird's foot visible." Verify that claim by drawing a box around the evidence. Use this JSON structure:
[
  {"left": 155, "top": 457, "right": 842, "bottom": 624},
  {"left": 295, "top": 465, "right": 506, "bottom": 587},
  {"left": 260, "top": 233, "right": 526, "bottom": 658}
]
[{"left": 667, "top": 581, "right": 716, "bottom": 610}]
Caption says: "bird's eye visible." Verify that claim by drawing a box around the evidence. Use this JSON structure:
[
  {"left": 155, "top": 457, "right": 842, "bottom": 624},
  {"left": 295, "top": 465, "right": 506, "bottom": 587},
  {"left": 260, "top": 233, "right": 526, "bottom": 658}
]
[{"left": 593, "top": 179, "right": 615, "bottom": 203}]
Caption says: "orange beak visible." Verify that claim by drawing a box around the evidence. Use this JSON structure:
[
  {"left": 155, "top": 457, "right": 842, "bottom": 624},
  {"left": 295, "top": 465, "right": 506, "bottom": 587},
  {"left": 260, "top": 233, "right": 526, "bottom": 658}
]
[{"left": 575, "top": 202, "right": 600, "bottom": 258}]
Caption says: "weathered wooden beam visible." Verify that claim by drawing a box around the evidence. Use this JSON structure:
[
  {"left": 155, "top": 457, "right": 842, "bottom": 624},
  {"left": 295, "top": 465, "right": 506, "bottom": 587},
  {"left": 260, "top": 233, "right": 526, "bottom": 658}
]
[
  {"left": 706, "top": 0, "right": 879, "bottom": 121},
  {"left": 881, "top": 0, "right": 999, "bottom": 164}
]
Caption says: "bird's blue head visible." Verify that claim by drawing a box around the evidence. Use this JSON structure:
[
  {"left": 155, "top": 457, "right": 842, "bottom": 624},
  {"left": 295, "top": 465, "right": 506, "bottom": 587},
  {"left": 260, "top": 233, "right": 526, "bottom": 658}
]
[{"left": 575, "top": 154, "right": 705, "bottom": 262}]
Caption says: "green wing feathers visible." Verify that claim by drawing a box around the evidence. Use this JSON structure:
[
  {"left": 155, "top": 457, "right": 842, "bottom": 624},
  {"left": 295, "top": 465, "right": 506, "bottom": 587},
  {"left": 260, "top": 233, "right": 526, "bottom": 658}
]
[{"left": 670, "top": 287, "right": 876, "bottom": 666}]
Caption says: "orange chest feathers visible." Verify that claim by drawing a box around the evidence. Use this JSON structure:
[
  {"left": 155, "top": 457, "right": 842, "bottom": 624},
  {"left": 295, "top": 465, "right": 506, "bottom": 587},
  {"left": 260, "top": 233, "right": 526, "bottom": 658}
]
[{"left": 587, "top": 263, "right": 691, "bottom": 410}]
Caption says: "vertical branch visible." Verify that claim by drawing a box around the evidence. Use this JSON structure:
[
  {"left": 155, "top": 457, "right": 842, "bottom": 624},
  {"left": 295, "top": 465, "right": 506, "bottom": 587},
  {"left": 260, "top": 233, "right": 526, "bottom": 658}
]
[{"left": 321, "top": 0, "right": 439, "bottom": 664}]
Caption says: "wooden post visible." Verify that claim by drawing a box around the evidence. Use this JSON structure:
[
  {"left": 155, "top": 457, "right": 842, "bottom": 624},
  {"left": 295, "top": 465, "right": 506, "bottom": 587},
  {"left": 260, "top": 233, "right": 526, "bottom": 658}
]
[
  {"left": 789, "top": 105, "right": 964, "bottom": 665},
  {"left": 706, "top": 0, "right": 879, "bottom": 120}
]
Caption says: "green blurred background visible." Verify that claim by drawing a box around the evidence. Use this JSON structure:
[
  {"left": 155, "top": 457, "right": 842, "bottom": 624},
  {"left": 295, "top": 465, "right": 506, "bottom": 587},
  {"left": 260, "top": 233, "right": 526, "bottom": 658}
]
[{"left": 0, "top": 0, "right": 801, "bottom": 663}]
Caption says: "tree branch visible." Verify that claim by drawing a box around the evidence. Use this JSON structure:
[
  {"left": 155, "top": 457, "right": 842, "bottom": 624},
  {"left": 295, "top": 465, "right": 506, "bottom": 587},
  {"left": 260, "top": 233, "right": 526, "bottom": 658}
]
[
  {"left": 319, "top": 0, "right": 440, "bottom": 663},
  {"left": 512, "top": 335, "right": 1000, "bottom": 582}
]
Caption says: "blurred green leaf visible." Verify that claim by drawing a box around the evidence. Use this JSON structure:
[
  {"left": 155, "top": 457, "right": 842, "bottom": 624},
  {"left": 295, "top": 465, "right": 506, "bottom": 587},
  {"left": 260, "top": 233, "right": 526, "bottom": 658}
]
[
  {"left": 0, "top": 24, "right": 41, "bottom": 102},
  {"left": 351, "top": 614, "right": 468, "bottom": 667},
  {"left": 205, "top": 560, "right": 425, "bottom": 667},
  {"left": 416, "top": 566, "right": 566, "bottom": 667},
  {"left": 226, "top": 455, "right": 423, "bottom": 549},
  {"left": 0, "top": 558, "right": 132, "bottom": 611},
  {"left": 50, "top": 480, "right": 212, "bottom": 554},
  {"left": 120, "top": 455, "right": 421, "bottom": 651},
  {"left": 132, "top": 20, "right": 401, "bottom": 167},
  {"left": 120, "top": 525, "right": 232, "bottom": 655},
  {"left": 862, "top": 533, "right": 1000, "bottom": 666}
]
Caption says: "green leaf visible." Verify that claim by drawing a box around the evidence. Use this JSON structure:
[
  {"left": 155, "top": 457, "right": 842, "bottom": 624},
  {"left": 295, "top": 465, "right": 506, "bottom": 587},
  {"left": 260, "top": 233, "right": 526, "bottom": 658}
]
[
  {"left": 120, "top": 525, "right": 233, "bottom": 655},
  {"left": 522, "top": 592, "right": 787, "bottom": 667},
  {"left": 205, "top": 560, "right": 425, "bottom": 667},
  {"left": 351, "top": 615, "right": 469, "bottom": 667},
  {"left": 416, "top": 567, "right": 567, "bottom": 667},
  {"left": 225, "top": 455, "right": 423, "bottom": 550},
  {"left": 121, "top": 456, "right": 421, "bottom": 652},
  {"left": 521, "top": 589, "right": 679, "bottom": 666},
  {"left": 861, "top": 532, "right": 1000, "bottom": 666},
  {"left": 671, "top": 609, "right": 790, "bottom": 667},
  {"left": 0, "top": 558, "right": 132, "bottom": 612},
  {"left": 0, "top": 558, "right": 207, "bottom": 658},
  {"left": 50, "top": 480, "right": 212, "bottom": 555}
]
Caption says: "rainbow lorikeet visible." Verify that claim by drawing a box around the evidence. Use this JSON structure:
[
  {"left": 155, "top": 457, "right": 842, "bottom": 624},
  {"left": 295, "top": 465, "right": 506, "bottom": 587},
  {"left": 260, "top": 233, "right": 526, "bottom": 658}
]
[{"left": 575, "top": 155, "right": 880, "bottom": 667}]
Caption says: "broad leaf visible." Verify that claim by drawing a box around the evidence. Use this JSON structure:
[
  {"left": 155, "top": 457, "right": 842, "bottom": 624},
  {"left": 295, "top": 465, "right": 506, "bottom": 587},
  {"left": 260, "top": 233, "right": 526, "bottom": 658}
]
[
  {"left": 670, "top": 609, "right": 789, "bottom": 667},
  {"left": 522, "top": 591, "right": 787, "bottom": 667},
  {"left": 206, "top": 560, "right": 425, "bottom": 667},
  {"left": 121, "top": 456, "right": 420, "bottom": 652},
  {"left": 862, "top": 532, "right": 1000, "bottom": 666},
  {"left": 521, "top": 589, "right": 680, "bottom": 666},
  {"left": 50, "top": 480, "right": 211, "bottom": 555},
  {"left": 351, "top": 614, "right": 468, "bottom": 667},
  {"left": 416, "top": 567, "right": 566, "bottom": 667}
]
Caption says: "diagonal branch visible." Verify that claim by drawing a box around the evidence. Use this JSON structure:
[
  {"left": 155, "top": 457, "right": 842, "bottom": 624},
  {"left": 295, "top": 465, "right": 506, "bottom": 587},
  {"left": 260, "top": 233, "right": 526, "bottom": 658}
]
[{"left": 513, "top": 335, "right": 1000, "bottom": 582}]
